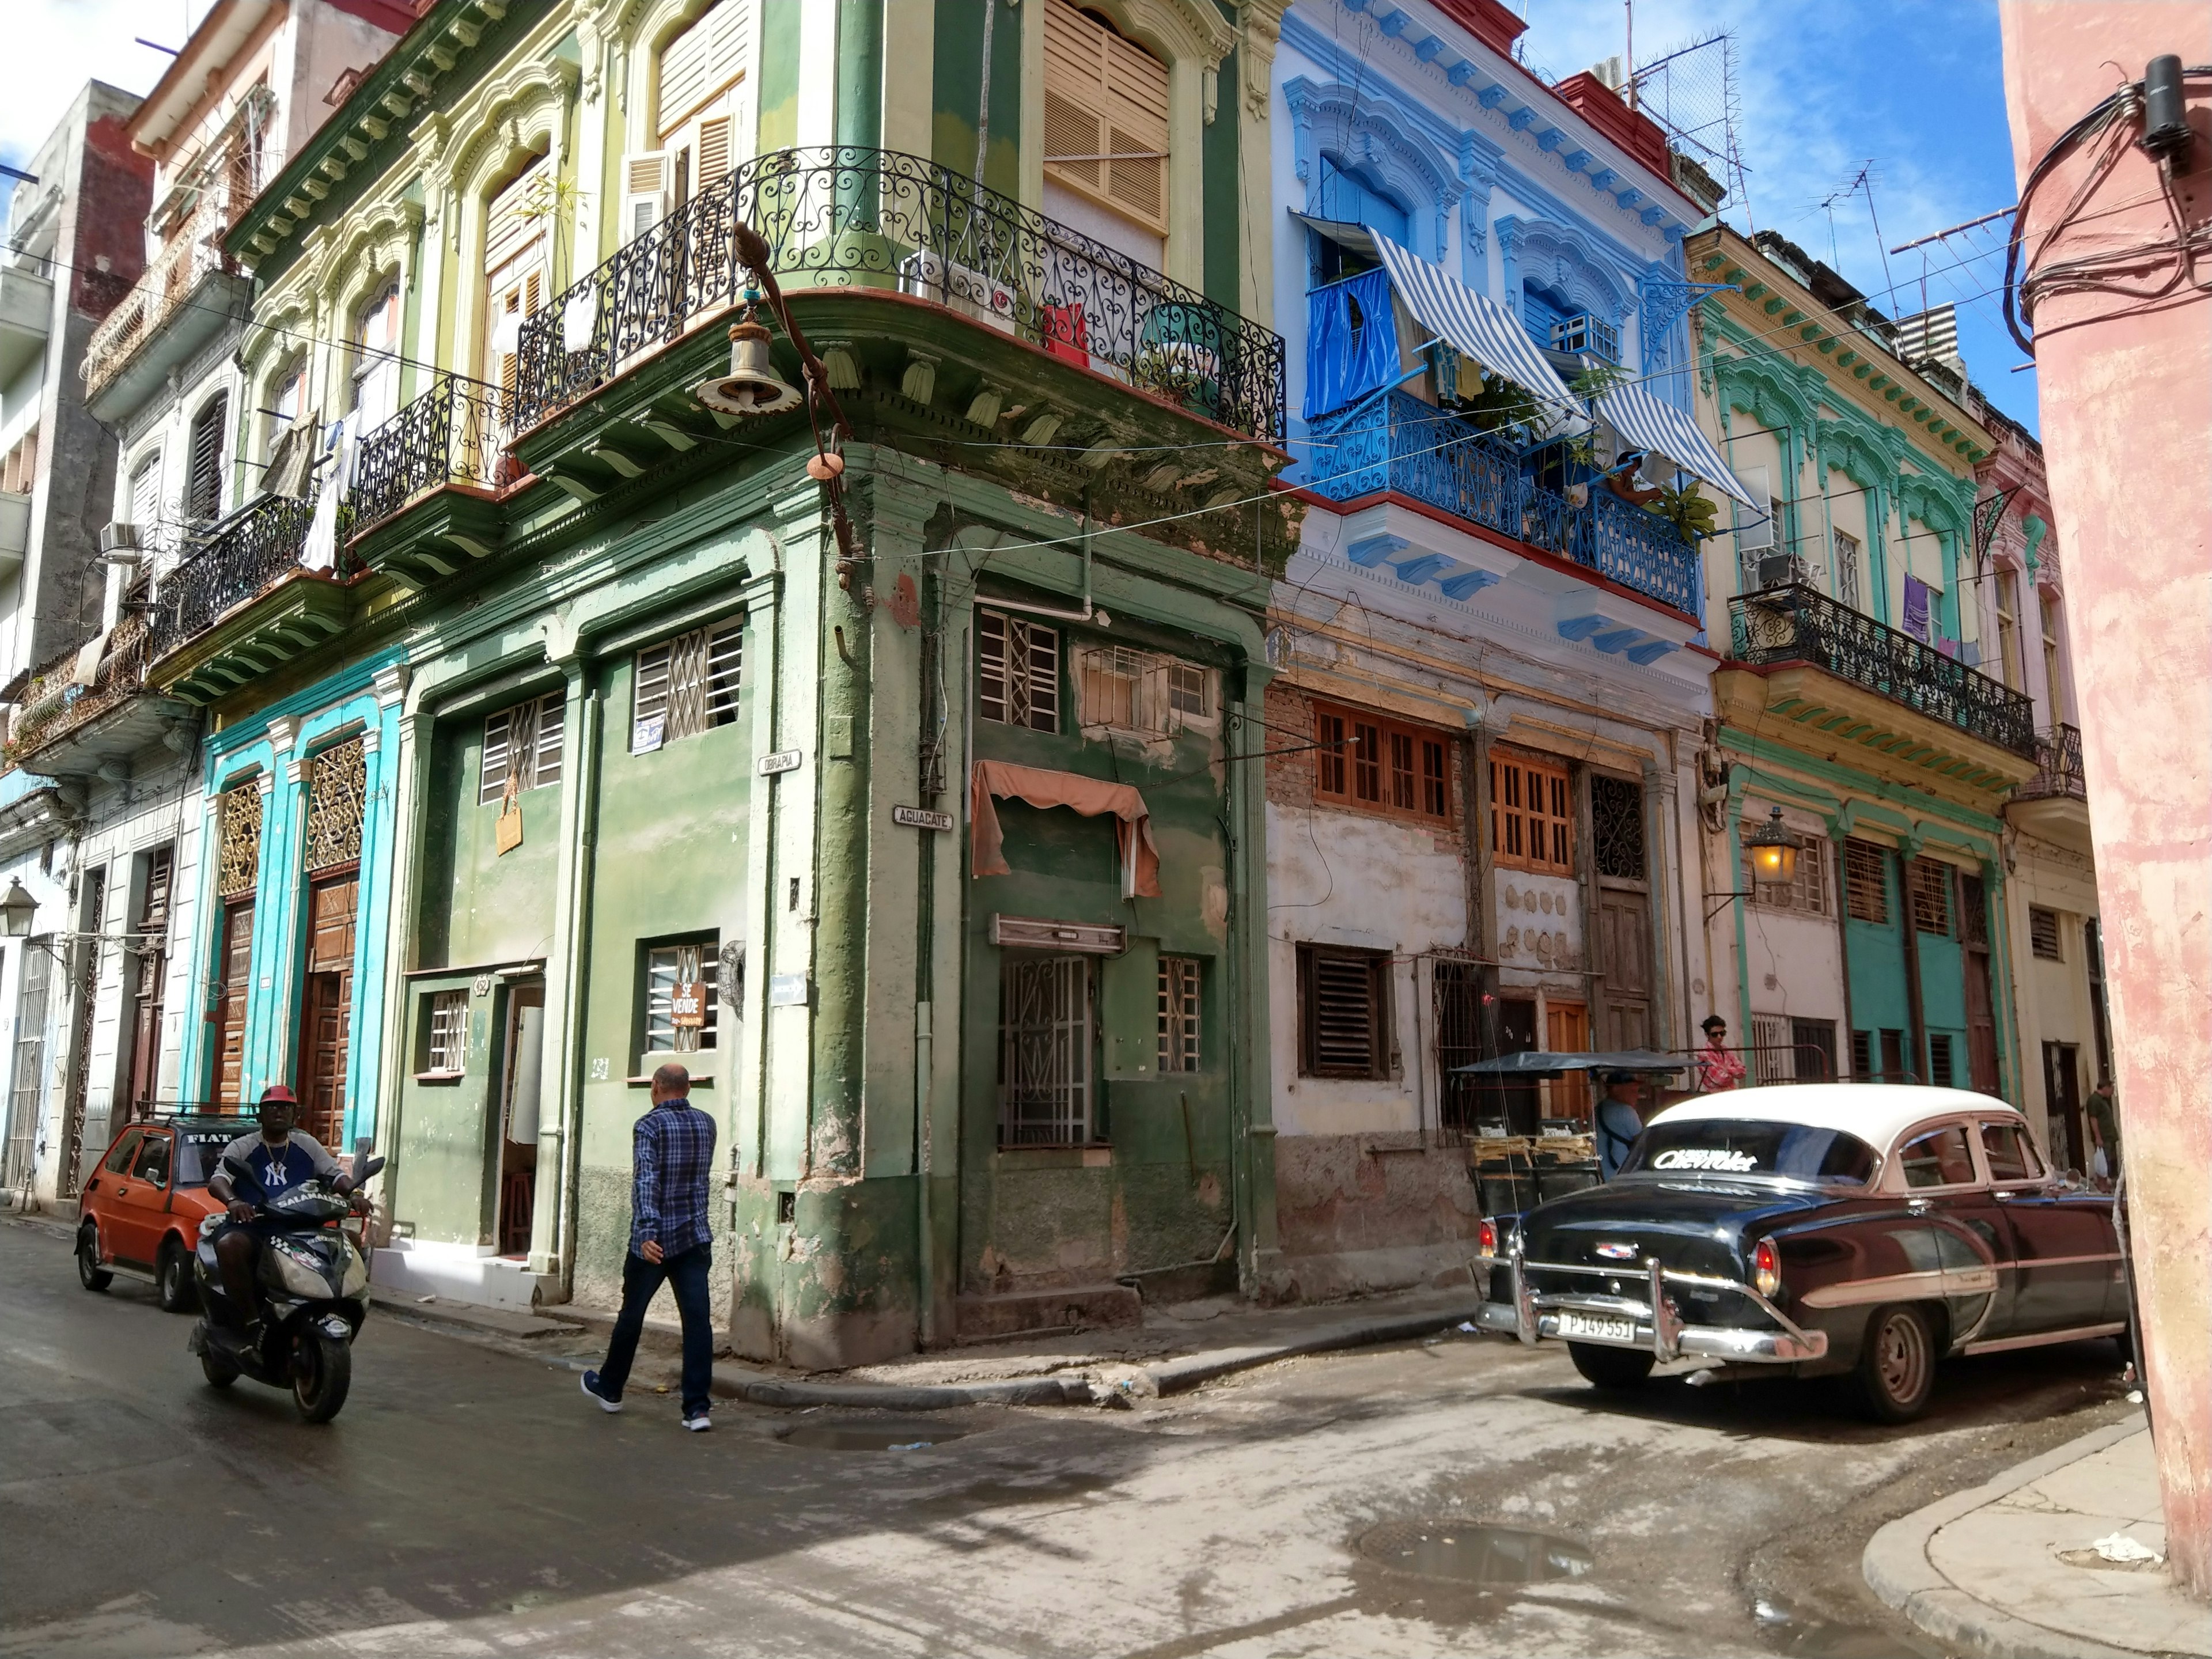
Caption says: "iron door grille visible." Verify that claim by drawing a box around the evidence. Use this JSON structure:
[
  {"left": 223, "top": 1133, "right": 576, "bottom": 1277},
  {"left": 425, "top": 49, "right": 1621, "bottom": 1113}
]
[{"left": 999, "top": 956, "right": 1093, "bottom": 1145}]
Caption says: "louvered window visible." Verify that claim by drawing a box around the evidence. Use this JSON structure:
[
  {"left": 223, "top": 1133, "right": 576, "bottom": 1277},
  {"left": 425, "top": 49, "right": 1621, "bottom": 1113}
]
[
  {"left": 185, "top": 393, "right": 227, "bottom": 522},
  {"left": 484, "top": 154, "right": 550, "bottom": 397},
  {"left": 353, "top": 282, "right": 402, "bottom": 430},
  {"left": 1843, "top": 838, "right": 1890, "bottom": 924},
  {"left": 1043, "top": 0, "right": 1170, "bottom": 234},
  {"left": 2029, "top": 906, "right": 2063, "bottom": 961},
  {"left": 977, "top": 608, "right": 1059, "bottom": 733},
  {"left": 1911, "top": 859, "right": 1952, "bottom": 937},
  {"left": 480, "top": 691, "right": 566, "bottom": 805},
  {"left": 129, "top": 454, "right": 162, "bottom": 540},
  {"left": 631, "top": 618, "right": 744, "bottom": 752},
  {"left": 1298, "top": 944, "right": 1389, "bottom": 1079},
  {"left": 1488, "top": 748, "right": 1571, "bottom": 872},
  {"left": 653, "top": 0, "right": 748, "bottom": 212},
  {"left": 1157, "top": 955, "right": 1201, "bottom": 1073}
]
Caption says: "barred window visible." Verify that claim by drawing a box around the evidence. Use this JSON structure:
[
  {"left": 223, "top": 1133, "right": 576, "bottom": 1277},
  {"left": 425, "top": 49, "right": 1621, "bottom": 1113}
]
[
  {"left": 1490, "top": 749, "right": 1571, "bottom": 873},
  {"left": 1074, "top": 644, "right": 1213, "bottom": 735},
  {"left": 1590, "top": 774, "right": 1645, "bottom": 881},
  {"left": 1928, "top": 1032, "right": 1956, "bottom": 1088},
  {"left": 644, "top": 937, "right": 718, "bottom": 1054},
  {"left": 1911, "top": 859, "right": 1952, "bottom": 937},
  {"left": 979, "top": 609, "right": 1060, "bottom": 733},
  {"left": 1747, "top": 837, "right": 1828, "bottom": 916},
  {"left": 481, "top": 692, "right": 566, "bottom": 804},
  {"left": 1843, "top": 838, "right": 1889, "bottom": 924},
  {"left": 1314, "top": 702, "right": 1450, "bottom": 824},
  {"left": 632, "top": 618, "right": 743, "bottom": 752},
  {"left": 1157, "top": 956, "right": 1201, "bottom": 1073},
  {"left": 2029, "top": 906, "right": 2062, "bottom": 960},
  {"left": 999, "top": 955, "right": 1093, "bottom": 1146},
  {"left": 424, "top": 990, "right": 469, "bottom": 1076}
]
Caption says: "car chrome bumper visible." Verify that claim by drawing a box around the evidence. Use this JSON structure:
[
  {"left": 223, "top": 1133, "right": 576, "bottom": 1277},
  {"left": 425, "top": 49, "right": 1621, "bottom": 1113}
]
[{"left": 1474, "top": 1253, "right": 1828, "bottom": 1365}]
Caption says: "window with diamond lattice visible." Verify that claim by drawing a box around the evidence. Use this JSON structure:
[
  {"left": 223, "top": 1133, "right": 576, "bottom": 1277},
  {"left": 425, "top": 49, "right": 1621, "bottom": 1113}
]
[
  {"left": 482, "top": 692, "right": 566, "bottom": 804},
  {"left": 1590, "top": 775, "right": 1645, "bottom": 881},
  {"left": 303, "top": 738, "right": 366, "bottom": 872},
  {"left": 978, "top": 609, "right": 1059, "bottom": 733},
  {"left": 632, "top": 620, "right": 743, "bottom": 752},
  {"left": 216, "top": 784, "right": 263, "bottom": 899},
  {"left": 1911, "top": 859, "right": 1952, "bottom": 937},
  {"left": 1843, "top": 839, "right": 1890, "bottom": 924}
]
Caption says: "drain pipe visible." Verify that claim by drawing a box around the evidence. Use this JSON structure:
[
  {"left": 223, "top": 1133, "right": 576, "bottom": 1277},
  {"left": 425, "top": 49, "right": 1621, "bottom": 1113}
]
[{"left": 965, "top": 510, "right": 1109, "bottom": 626}]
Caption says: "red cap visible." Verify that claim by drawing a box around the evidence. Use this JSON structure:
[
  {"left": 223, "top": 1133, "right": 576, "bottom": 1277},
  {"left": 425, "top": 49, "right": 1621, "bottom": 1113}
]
[{"left": 258, "top": 1085, "right": 298, "bottom": 1107}]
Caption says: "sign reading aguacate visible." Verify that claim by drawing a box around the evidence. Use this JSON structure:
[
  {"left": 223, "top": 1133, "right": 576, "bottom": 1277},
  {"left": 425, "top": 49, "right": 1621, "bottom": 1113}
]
[{"left": 891, "top": 805, "right": 955, "bottom": 832}]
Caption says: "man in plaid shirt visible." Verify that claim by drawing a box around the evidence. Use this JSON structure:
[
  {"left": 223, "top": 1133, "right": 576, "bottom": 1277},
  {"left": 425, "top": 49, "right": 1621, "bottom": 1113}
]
[{"left": 582, "top": 1063, "right": 719, "bottom": 1430}]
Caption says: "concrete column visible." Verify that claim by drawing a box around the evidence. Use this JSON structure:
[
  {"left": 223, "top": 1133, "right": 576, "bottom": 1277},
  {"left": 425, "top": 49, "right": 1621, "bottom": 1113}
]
[
  {"left": 536, "top": 659, "right": 600, "bottom": 1285},
  {"left": 1997, "top": 2, "right": 2212, "bottom": 1592}
]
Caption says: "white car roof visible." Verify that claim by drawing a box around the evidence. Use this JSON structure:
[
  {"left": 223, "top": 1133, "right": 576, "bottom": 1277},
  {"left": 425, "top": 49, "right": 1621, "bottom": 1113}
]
[{"left": 1649, "top": 1084, "right": 2022, "bottom": 1153}]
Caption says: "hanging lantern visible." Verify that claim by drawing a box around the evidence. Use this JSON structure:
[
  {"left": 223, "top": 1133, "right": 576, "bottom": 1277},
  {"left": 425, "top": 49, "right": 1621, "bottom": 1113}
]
[
  {"left": 694, "top": 306, "right": 802, "bottom": 416},
  {"left": 1745, "top": 805, "right": 1798, "bottom": 885}
]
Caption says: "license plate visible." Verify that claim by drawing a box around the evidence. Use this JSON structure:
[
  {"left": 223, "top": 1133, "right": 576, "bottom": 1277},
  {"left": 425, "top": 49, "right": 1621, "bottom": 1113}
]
[{"left": 1557, "top": 1311, "right": 1639, "bottom": 1343}]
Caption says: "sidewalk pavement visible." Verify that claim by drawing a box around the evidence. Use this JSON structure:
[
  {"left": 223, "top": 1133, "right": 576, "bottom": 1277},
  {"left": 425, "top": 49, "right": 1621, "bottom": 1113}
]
[
  {"left": 1866, "top": 1416, "right": 2209, "bottom": 1659},
  {"left": 399, "top": 1284, "right": 1495, "bottom": 1411}
]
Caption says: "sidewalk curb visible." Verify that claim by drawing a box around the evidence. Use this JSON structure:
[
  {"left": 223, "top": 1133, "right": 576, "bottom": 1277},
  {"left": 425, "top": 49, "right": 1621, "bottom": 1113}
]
[{"left": 1862, "top": 1417, "right": 2155, "bottom": 1659}]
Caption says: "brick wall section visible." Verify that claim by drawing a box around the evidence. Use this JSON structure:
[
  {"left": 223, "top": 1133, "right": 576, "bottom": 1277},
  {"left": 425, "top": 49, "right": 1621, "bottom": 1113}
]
[
  {"left": 72, "top": 112, "right": 153, "bottom": 320},
  {"left": 1263, "top": 679, "right": 1472, "bottom": 858}
]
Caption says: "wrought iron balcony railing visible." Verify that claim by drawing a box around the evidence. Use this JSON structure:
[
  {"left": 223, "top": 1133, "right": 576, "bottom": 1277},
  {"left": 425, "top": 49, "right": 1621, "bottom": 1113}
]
[
  {"left": 3, "top": 614, "right": 154, "bottom": 764},
  {"left": 2018, "top": 722, "right": 2085, "bottom": 800},
  {"left": 348, "top": 372, "right": 511, "bottom": 532},
  {"left": 1729, "top": 582, "right": 2038, "bottom": 759},
  {"left": 1306, "top": 389, "right": 1704, "bottom": 617},
  {"left": 512, "top": 145, "right": 1286, "bottom": 444},
  {"left": 147, "top": 490, "right": 336, "bottom": 661},
  {"left": 82, "top": 192, "right": 244, "bottom": 402}
]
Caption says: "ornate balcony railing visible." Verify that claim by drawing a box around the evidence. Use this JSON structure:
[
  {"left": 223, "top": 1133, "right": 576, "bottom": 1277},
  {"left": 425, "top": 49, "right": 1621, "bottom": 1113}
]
[
  {"left": 3, "top": 614, "right": 154, "bottom": 764},
  {"left": 512, "top": 146, "right": 1286, "bottom": 444},
  {"left": 349, "top": 372, "right": 511, "bottom": 532},
  {"left": 147, "top": 490, "right": 338, "bottom": 661},
  {"left": 1306, "top": 389, "right": 1705, "bottom": 617},
  {"left": 82, "top": 193, "right": 240, "bottom": 402},
  {"left": 2018, "top": 722, "right": 2085, "bottom": 800},
  {"left": 1729, "top": 582, "right": 2038, "bottom": 759}
]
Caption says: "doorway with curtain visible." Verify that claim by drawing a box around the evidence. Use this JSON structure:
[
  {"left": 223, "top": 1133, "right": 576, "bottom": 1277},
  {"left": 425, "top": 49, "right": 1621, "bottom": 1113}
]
[{"left": 496, "top": 980, "right": 546, "bottom": 1256}]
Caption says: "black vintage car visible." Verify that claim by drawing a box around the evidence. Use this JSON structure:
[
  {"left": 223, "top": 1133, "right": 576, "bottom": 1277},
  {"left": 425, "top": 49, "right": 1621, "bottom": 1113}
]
[{"left": 1472, "top": 1085, "right": 2128, "bottom": 1420}]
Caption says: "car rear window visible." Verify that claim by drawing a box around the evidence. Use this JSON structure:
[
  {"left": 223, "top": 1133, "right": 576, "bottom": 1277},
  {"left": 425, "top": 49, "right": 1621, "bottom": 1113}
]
[{"left": 1622, "top": 1119, "right": 1879, "bottom": 1185}]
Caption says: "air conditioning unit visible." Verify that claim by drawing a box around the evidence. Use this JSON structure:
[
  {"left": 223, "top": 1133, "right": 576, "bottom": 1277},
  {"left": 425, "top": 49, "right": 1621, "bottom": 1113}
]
[
  {"left": 98, "top": 522, "right": 142, "bottom": 565},
  {"left": 1757, "top": 553, "right": 1811, "bottom": 590}
]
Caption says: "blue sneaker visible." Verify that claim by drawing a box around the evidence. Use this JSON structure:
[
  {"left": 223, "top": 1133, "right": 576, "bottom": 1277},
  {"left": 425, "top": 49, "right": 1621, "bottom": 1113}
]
[
  {"left": 581, "top": 1370, "right": 622, "bottom": 1413},
  {"left": 682, "top": 1411, "right": 712, "bottom": 1432}
]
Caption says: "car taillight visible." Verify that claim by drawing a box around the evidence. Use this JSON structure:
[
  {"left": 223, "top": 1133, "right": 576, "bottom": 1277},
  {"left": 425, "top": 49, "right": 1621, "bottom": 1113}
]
[
  {"left": 1478, "top": 1219, "right": 1498, "bottom": 1260},
  {"left": 1752, "top": 1238, "right": 1782, "bottom": 1298}
]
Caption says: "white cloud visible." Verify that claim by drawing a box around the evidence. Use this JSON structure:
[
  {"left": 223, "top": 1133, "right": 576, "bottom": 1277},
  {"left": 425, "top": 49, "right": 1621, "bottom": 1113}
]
[{"left": 0, "top": 2, "right": 214, "bottom": 172}]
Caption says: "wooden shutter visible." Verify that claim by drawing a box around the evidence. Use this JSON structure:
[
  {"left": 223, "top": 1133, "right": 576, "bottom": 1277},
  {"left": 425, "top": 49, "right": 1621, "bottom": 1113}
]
[
  {"left": 1043, "top": 0, "right": 1169, "bottom": 233},
  {"left": 623, "top": 151, "right": 672, "bottom": 242},
  {"left": 532, "top": 692, "right": 565, "bottom": 786},
  {"left": 658, "top": 2, "right": 747, "bottom": 135},
  {"left": 185, "top": 394, "right": 227, "bottom": 521},
  {"left": 130, "top": 456, "right": 162, "bottom": 533},
  {"left": 1301, "top": 945, "right": 1385, "bottom": 1078},
  {"left": 1843, "top": 838, "right": 1889, "bottom": 923},
  {"left": 1488, "top": 749, "right": 1571, "bottom": 873},
  {"left": 484, "top": 154, "right": 548, "bottom": 272},
  {"left": 481, "top": 707, "right": 515, "bottom": 805}
]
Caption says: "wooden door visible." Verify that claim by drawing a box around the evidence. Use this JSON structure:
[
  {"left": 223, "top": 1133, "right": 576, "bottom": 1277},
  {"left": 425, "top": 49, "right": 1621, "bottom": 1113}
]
[
  {"left": 1544, "top": 1001, "right": 1590, "bottom": 1123},
  {"left": 1597, "top": 892, "right": 1652, "bottom": 1051},
  {"left": 123, "top": 847, "right": 172, "bottom": 1119},
  {"left": 297, "top": 877, "right": 357, "bottom": 1149},
  {"left": 213, "top": 902, "right": 253, "bottom": 1107}
]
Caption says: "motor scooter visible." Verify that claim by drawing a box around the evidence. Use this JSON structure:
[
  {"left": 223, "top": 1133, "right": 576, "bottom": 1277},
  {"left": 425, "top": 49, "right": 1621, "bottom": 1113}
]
[{"left": 187, "top": 1148, "right": 382, "bottom": 1423}]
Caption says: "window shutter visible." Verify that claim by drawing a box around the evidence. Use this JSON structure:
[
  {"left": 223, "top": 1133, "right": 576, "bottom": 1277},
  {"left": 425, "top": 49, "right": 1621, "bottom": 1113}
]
[
  {"left": 484, "top": 155, "right": 548, "bottom": 272},
  {"left": 1301, "top": 946, "right": 1385, "bottom": 1078},
  {"left": 704, "top": 620, "right": 743, "bottom": 726},
  {"left": 658, "top": 1, "right": 748, "bottom": 137},
  {"left": 1043, "top": 0, "right": 1168, "bottom": 233},
  {"left": 481, "top": 709, "right": 514, "bottom": 805},
  {"left": 130, "top": 457, "right": 162, "bottom": 532},
  {"left": 1843, "top": 838, "right": 1889, "bottom": 923},
  {"left": 533, "top": 692, "right": 566, "bottom": 787},
  {"left": 623, "top": 151, "right": 672, "bottom": 242},
  {"left": 186, "top": 393, "right": 227, "bottom": 522}
]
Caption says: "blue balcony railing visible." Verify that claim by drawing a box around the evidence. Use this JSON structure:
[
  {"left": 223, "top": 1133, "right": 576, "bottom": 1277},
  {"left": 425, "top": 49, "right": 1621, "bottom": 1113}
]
[{"left": 1306, "top": 389, "right": 1702, "bottom": 618}]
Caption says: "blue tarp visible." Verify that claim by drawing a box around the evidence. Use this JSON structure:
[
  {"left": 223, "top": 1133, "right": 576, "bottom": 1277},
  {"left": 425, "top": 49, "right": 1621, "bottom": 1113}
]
[{"left": 1302, "top": 266, "right": 1400, "bottom": 421}]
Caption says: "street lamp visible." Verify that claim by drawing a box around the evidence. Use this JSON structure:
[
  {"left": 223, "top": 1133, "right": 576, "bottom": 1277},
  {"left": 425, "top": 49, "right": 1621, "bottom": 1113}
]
[
  {"left": 0, "top": 878, "right": 37, "bottom": 938},
  {"left": 1745, "top": 806, "right": 1799, "bottom": 885}
]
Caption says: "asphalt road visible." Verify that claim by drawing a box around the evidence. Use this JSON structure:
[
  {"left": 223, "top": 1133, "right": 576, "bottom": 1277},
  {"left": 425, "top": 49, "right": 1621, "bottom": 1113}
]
[{"left": 0, "top": 1216, "right": 2134, "bottom": 1658}]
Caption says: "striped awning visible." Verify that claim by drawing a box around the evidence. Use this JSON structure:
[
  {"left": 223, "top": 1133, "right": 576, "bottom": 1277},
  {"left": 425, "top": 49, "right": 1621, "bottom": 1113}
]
[
  {"left": 1368, "top": 232, "right": 1582, "bottom": 419},
  {"left": 1596, "top": 378, "right": 1757, "bottom": 506}
]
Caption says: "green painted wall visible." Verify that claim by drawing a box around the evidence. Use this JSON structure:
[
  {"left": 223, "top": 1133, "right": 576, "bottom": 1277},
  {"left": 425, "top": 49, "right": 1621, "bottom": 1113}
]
[
  {"left": 415, "top": 714, "right": 563, "bottom": 969},
  {"left": 756, "top": 0, "right": 803, "bottom": 153},
  {"left": 391, "top": 969, "right": 502, "bottom": 1247},
  {"left": 1203, "top": 41, "right": 1241, "bottom": 313},
  {"left": 931, "top": 0, "right": 1022, "bottom": 198}
]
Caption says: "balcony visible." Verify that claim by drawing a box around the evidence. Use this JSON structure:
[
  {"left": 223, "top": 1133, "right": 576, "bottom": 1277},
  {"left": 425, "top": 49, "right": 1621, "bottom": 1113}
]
[
  {"left": 2, "top": 614, "right": 193, "bottom": 779},
  {"left": 2010, "top": 721, "right": 2090, "bottom": 849},
  {"left": 144, "top": 490, "right": 350, "bottom": 703},
  {"left": 82, "top": 193, "right": 252, "bottom": 417},
  {"left": 0, "top": 490, "right": 27, "bottom": 567},
  {"left": 1725, "top": 583, "right": 2039, "bottom": 791},
  {"left": 1306, "top": 389, "right": 1703, "bottom": 617},
  {"left": 0, "top": 262, "right": 51, "bottom": 383},
  {"left": 512, "top": 146, "right": 1286, "bottom": 446}
]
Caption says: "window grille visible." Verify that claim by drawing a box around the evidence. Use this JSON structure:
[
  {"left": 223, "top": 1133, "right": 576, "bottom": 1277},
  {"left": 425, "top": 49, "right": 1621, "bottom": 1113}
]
[
  {"left": 1911, "top": 859, "right": 1952, "bottom": 937},
  {"left": 2029, "top": 906, "right": 2063, "bottom": 961},
  {"left": 1746, "top": 837, "right": 1829, "bottom": 916},
  {"left": 1489, "top": 749, "right": 1572, "bottom": 873},
  {"left": 1157, "top": 956, "right": 1201, "bottom": 1073},
  {"left": 185, "top": 393, "right": 227, "bottom": 522},
  {"left": 1843, "top": 838, "right": 1889, "bottom": 924},
  {"left": 998, "top": 955, "right": 1093, "bottom": 1145},
  {"left": 1074, "top": 645, "right": 1213, "bottom": 734},
  {"left": 1850, "top": 1028, "right": 1872, "bottom": 1081},
  {"left": 482, "top": 692, "right": 566, "bottom": 804},
  {"left": 1313, "top": 703, "right": 1450, "bottom": 825},
  {"left": 303, "top": 737, "right": 366, "bottom": 872},
  {"left": 1832, "top": 529, "right": 1861, "bottom": 607},
  {"left": 1043, "top": 0, "right": 1170, "bottom": 233},
  {"left": 217, "top": 783, "right": 263, "bottom": 899},
  {"left": 1749, "top": 1014, "right": 1792, "bottom": 1084},
  {"left": 1590, "top": 775, "right": 1646, "bottom": 881},
  {"left": 978, "top": 609, "right": 1059, "bottom": 732},
  {"left": 643, "top": 938, "right": 717, "bottom": 1054},
  {"left": 1298, "top": 944, "right": 1389, "bottom": 1078},
  {"left": 632, "top": 619, "right": 743, "bottom": 751},
  {"left": 1792, "top": 1018, "right": 1838, "bottom": 1081},
  {"left": 425, "top": 990, "right": 468, "bottom": 1075},
  {"left": 1929, "top": 1032, "right": 1955, "bottom": 1088}
]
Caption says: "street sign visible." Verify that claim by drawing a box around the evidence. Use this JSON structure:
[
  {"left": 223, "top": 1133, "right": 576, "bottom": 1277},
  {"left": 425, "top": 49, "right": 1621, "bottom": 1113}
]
[
  {"left": 892, "top": 805, "right": 955, "bottom": 832},
  {"left": 768, "top": 973, "right": 810, "bottom": 1006},
  {"left": 758, "top": 749, "right": 803, "bottom": 776}
]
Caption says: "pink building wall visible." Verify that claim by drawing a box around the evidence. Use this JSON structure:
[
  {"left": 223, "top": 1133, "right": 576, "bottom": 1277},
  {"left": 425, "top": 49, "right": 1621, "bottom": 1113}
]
[{"left": 1997, "top": 2, "right": 2211, "bottom": 1597}]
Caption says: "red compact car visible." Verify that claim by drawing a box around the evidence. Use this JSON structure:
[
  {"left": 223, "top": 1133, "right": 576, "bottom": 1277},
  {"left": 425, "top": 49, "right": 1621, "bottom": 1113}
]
[{"left": 76, "top": 1116, "right": 249, "bottom": 1312}]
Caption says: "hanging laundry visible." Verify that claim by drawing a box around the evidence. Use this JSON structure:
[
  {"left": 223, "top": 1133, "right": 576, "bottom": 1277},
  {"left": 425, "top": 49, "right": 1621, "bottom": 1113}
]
[
  {"left": 1903, "top": 574, "right": 1935, "bottom": 642},
  {"left": 1303, "top": 266, "right": 1399, "bottom": 420}
]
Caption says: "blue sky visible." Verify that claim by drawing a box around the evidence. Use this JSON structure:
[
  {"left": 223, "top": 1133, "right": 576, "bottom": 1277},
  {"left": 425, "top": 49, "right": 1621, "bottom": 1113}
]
[
  {"left": 1518, "top": 0, "right": 2039, "bottom": 430},
  {"left": 6, "top": 1, "right": 2037, "bottom": 430}
]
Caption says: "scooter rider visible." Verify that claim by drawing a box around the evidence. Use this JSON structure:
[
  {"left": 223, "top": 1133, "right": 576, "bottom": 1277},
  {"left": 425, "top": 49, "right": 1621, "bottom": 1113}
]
[{"left": 207, "top": 1086, "right": 358, "bottom": 1338}]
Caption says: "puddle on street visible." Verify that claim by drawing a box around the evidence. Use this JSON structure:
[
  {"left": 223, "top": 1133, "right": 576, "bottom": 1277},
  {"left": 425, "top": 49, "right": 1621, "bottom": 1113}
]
[
  {"left": 777, "top": 1419, "right": 969, "bottom": 1452},
  {"left": 1751, "top": 1594, "right": 1946, "bottom": 1659},
  {"left": 1358, "top": 1520, "right": 1594, "bottom": 1586}
]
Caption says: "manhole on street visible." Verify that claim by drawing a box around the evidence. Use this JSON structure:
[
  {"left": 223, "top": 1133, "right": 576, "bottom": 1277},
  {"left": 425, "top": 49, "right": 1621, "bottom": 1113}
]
[
  {"left": 1357, "top": 1520, "right": 1594, "bottom": 1585},
  {"left": 777, "top": 1419, "right": 968, "bottom": 1451}
]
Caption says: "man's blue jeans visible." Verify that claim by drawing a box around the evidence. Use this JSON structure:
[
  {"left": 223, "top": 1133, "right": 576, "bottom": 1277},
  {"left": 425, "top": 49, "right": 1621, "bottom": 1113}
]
[{"left": 596, "top": 1242, "right": 714, "bottom": 1417}]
